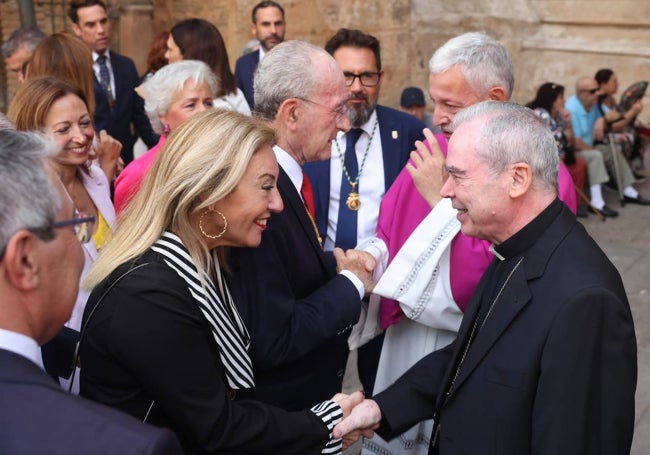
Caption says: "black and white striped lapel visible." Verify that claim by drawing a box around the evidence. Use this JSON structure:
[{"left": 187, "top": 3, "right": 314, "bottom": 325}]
[{"left": 152, "top": 231, "right": 255, "bottom": 389}]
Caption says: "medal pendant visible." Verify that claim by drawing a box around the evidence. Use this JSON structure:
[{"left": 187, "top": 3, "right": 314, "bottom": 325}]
[{"left": 346, "top": 191, "right": 361, "bottom": 211}]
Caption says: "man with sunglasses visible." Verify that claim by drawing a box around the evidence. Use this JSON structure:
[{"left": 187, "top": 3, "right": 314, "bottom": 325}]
[
  {"left": 304, "top": 28, "right": 425, "bottom": 396},
  {"left": 565, "top": 76, "right": 650, "bottom": 208},
  {"left": 0, "top": 130, "right": 182, "bottom": 454}
]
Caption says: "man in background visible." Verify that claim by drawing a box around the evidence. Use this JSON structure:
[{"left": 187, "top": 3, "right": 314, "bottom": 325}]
[
  {"left": 69, "top": 0, "right": 158, "bottom": 164},
  {"left": 234, "top": 0, "right": 286, "bottom": 109},
  {"left": 399, "top": 86, "right": 436, "bottom": 131},
  {"left": 304, "top": 28, "right": 425, "bottom": 397},
  {"left": 1, "top": 27, "right": 45, "bottom": 82}
]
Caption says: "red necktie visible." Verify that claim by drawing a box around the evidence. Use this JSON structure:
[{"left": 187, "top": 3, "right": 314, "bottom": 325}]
[{"left": 300, "top": 172, "right": 316, "bottom": 219}]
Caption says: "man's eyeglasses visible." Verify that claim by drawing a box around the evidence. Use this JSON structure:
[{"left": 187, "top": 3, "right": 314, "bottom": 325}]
[
  {"left": 0, "top": 211, "right": 95, "bottom": 261},
  {"left": 343, "top": 71, "right": 381, "bottom": 87},
  {"left": 297, "top": 97, "right": 347, "bottom": 121},
  {"left": 53, "top": 210, "right": 95, "bottom": 244},
  {"left": 582, "top": 88, "right": 599, "bottom": 94}
]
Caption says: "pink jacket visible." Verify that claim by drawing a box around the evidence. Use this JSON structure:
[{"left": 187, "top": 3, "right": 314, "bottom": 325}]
[{"left": 113, "top": 136, "right": 166, "bottom": 214}]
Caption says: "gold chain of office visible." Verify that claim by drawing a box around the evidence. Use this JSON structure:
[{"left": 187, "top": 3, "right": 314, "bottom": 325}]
[{"left": 335, "top": 119, "right": 378, "bottom": 211}]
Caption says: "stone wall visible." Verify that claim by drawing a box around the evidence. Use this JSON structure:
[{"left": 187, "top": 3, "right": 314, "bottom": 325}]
[{"left": 2, "top": 0, "right": 649, "bottom": 123}]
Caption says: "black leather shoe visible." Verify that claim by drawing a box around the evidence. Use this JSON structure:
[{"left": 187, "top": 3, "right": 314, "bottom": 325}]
[
  {"left": 623, "top": 194, "right": 650, "bottom": 205},
  {"left": 589, "top": 205, "right": 619, "bottom": 217}
]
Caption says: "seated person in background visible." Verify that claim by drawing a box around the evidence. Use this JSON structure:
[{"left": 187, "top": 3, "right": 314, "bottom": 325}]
[
  {"left": 8, "top": 77, "right": 116, "bottom": 389},
  {"left": 0, "top": 130, "right": 182, "bottom": 454},
  {"left": 527, "top": 82, "right": 600, "bottom": 218},
  {"left": 565, "top": 76, "right": 650, "bottom": 206},
  {"left": 113, "top": 60, "right": 217, "bottom": 213},
  {"left": 399, "top": 86, "right": 436, "bottom": 132},
  {"left": 595, "top": 68, "right": 645, "bottom": 174},
  {"left": 80, "top": 110, "right": 363, "bottom": 454},
  {"left": 165, "top": 18, "right": 250, "bottom": 115}
]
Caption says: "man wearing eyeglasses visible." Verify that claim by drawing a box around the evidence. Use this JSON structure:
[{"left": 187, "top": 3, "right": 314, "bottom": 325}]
[
  {"left": 304, "top": 28, "right": 425, "bottom": 396},
  {"left": 0, "top": 130, "right": 182, "bottom": 454},
  {"left": 228, "top": 41, "right": 376, "bottom": 412},
  {"left": 565, "top": 76, "right": 650, "bottom": 208}
]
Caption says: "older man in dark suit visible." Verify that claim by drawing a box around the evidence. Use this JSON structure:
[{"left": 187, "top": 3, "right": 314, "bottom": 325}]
[
  {"left": 333, "top": 101, "right": 637, "bottom": 455},
  {"left": 0, "top": 131, "right": 181, "bottom": 454},
  {"left": 69, "top": 0, "right": 158, "bottom": 164},
  {"left": 234, "top": 0, "right": 286, "bottom": 109},
  {"left": 228, "top": 41, "right": 375, "bottom": 412}
]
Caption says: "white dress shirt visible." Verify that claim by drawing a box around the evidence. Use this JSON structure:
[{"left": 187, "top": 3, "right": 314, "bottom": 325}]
[
  {"left": 273, "top": 145, "right": 364, "bottom": 299},
  {"left": 92, "top": 50, "right": 116, "bottom": 99},
  {"left": 0, "top": 327, "right": 44, "bottom": 369},
  {"left": 326, "top": 109, "right": 385, "bottom": 250}
]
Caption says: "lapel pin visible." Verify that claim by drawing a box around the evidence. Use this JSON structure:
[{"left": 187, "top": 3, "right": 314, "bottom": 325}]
[{"left": 392, "top": 130, "right": 398, "bottom": 139}]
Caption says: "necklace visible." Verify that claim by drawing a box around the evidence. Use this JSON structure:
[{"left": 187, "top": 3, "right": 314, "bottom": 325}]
[{"left": 335, "top": 119, "right": 378, "bottom": 211}]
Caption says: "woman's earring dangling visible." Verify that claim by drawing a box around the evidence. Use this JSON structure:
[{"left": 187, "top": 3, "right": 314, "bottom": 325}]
[{"left": 199, "top": 209, "right": 228, "bottom": 239}]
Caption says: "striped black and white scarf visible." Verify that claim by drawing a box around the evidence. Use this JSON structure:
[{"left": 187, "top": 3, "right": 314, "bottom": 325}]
[{"left": 152, "top": 231, "right": 254, "bottom": 389}]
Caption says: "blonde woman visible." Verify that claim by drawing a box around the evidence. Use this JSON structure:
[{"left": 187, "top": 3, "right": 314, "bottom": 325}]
[{"left": 80, "top": 109, "right": 362, "bottom": 454}]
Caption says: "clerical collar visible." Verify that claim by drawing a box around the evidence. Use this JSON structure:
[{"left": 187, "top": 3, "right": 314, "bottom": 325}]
[{"left": 491, "top": 198, "right": 563, "bottom": 261}]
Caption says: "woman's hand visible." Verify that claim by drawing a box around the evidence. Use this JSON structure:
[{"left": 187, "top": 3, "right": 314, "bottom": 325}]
[{"left": 95, "top": 130, "right": 123, "bottom": 181}]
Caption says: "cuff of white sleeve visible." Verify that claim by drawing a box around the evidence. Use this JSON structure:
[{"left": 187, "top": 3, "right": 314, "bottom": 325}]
[
  {"left": 310, "top": 400, "right": 344, "bottom": 454},
  {"left": 339, "top": 270, "right": 364, "bottom": 299}
]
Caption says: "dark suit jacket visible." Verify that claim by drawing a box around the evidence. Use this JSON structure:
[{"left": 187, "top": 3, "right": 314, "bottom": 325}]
[
  {"left": 94, "top": 50, "right": 158, "bottom": 164},
  {"left": 228, "top": 167, "right": 362, "bottom": 411},
  {"left": 79, "top": 248, "right": 335, "bottom": 454},
  {"left": 374, "top": 202, "right": 637, "bottom": 455},
  {"left": 234, "top": 50, "right": 259, "bottom": 110},
  {"left": 0, "top": 349, "right": 182, "bottom": 454},
  {"left": 303, "top": 105, "right": 425, "bottom": 242}
]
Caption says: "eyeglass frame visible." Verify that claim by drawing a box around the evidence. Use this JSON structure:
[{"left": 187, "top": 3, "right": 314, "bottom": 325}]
[
  {"left": 295, "top": 97, "right": 348, "bottom": 122},
  {"left": 580, "top": 87, "right": 599, "bottom": 95},
  {"left": 343, "top": 71, "right": 382, "bottom": 87},
  {"left": 0, "top": 211, "right": 95, "bottom": 261},
  {"left": 53, "top": 211, "right": 96, "bottom": 244}
]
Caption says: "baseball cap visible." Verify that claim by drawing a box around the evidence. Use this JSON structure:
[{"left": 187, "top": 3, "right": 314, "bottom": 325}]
[{"left": 400, "top": 86, "right": 426, "bottom": 107}]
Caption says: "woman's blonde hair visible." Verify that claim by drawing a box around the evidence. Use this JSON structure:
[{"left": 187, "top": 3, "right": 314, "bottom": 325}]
[{"left": 84, "top": 109, "right": 276, "bottom": 288}]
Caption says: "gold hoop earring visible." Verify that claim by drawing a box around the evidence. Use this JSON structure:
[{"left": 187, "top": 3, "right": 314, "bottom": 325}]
[{"left": 199, "top": 209, "right": 228, "bottom": 239}]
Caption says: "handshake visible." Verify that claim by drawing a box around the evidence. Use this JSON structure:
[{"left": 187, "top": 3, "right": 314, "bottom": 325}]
[
  {"left": 333, "top": 248, "right": 377, "bottom": 296},
  {"left": 330, "top": 392, "right": 383, "bottom": 449}
]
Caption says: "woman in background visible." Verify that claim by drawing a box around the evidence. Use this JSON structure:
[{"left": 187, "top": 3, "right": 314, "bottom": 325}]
[
  {"left": 8, "top": 77, "right": 115, "bottom": 387},
  {"left": 113, "top": 60, "right": 217, "bottom": 213},
  {"left": 26, "top": 32, "right": 122, "bottom": 183},
  {"left": 142, "top": 30, "right": 170, "bottom": 80},
  {"left": 165, "top": 18, "right": 251, "bottom": 115},
  {"left": 527, "top": 82, "right": 596, "bottom": 216}
]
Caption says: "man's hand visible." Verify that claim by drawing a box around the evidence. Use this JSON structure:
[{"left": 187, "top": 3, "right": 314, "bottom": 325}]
[
  {"left": 406, "top": 128, "right": 447, "bottom": 208},
  {"left": 334, "top": 248, "right": 376, "bottom": 295},
  {"left": 332, "top": 398, "right": 382, "bottom": 448}
]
